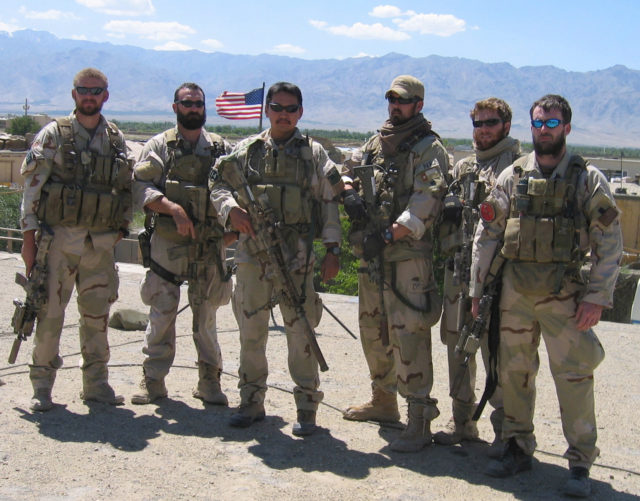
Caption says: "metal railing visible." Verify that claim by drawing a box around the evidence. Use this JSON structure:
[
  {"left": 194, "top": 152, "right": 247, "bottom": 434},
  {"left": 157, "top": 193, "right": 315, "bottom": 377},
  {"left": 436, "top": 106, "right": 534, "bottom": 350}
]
[{"left": 0, "top": 226, "right": 22, "bottom": 253}]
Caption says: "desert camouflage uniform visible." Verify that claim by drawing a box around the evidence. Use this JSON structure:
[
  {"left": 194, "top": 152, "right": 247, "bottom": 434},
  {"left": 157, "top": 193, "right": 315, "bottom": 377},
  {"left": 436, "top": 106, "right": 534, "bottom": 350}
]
[
  {"left": 439, "top": 137, "right": 521, "bottom": 435},
  {"left": 20, "top": 111, "right": 133, "bottom": 393},
  {"left": 343, "top": 114, "right": 449, "bottom": 416},
  {"left": 210, "top": 128, "right": 341, "bottom": 412},
  {"left": 133, "top": 127, "right": 232, "bottom": 383},
  {"left": 470, "top": 151, "right": 622, "bottom": 468}
]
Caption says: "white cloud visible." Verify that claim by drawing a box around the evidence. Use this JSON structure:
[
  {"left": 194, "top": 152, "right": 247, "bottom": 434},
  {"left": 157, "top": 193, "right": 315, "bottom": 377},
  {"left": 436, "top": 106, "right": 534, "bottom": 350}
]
[
  {"left": 70, "top": 34, "right": 88, "bottom": 40},
  {"left": 310, "top": 20, "right": 409, "bottom": 41},
  {"left": 369, "top": 5, "right": 404, "bottom": 18},
  {"left": 104, "top": 20, "right": 195, "bottom": 41},
  {"left": 354, "top": 52, "right": 375, "bottom": 58},
  {"left": 154, "top": 41, "right": 192, "bottom": 51},
  {"left": 201, "top": 38, "right": 223, "bottom": 51},
  {"left": 309, "top": 20, "right": 327, "bottom": 29},
  {"left": 18, "top": 7, "right": 78, "bottom": 21},
  {"left": 0, "top": 21, "right": 21, "bottom": 33},
  {"left": 272, "top": 44, "right": 305, "bottom": 55},
  {"left": 75, "top": 0, "right": 155, "bottom": 16},
  {"left": 394, "top": 13, "right": 466, "bottom": 37}
]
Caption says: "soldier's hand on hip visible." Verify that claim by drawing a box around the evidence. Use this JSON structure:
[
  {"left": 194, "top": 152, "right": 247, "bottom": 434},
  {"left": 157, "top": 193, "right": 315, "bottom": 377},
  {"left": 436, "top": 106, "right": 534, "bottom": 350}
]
[
  {"left": 229, "top": 207, "right": 255, "bottom": 238},
  {"left": 575, "top": 301, "right": 604, "bottom": 331}
]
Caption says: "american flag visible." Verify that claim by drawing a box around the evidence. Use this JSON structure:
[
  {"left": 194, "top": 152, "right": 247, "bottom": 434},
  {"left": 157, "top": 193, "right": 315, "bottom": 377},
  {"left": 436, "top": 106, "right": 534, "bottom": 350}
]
[{"left": 215, "top": 87, "right": 264, "bottom": 120}]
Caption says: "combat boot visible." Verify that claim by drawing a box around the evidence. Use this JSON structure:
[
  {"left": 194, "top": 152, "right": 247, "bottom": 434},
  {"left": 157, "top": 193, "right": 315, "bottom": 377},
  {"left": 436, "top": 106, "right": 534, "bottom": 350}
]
[
  {"left": 433, "top": 417, "right": 480, "bottom": 445},
  {"left": 390, "top": 401, "right": 436, "bottom": 453},
  {"left": 80, "top": 383, "right": 125, "bottom": 405},
  {"left": 193, "top": 363, "right": 228, "bottom": 406},
  {"left": 487, "top": 436, "right": 506, "bottom": 459},
  {"left": 131, "top": 376, "right": 167, "bottom": 405},
  {"left": 343, "top": 386, "right": 400, "bottom": 422},
  {"left": 30, "top": 388, "right": 53, "bottom": 412},
  {"left": 229, "top": 402, "right": 266, "bottom": 428},
  {"left": 485, "top": 437, "right": 532, "bottom": 477},
  {"left": 563, "top": 466, "right": 591, "bottom": 498},
  {"left": 292, "top": 409, "right": 317, "bottom": 436}
]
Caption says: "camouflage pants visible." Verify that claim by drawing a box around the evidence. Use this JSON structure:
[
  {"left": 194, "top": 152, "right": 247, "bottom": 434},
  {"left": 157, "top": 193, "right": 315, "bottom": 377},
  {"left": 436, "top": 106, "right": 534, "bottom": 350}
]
[
  {"left": 358, "top": 257, "right": 438, "bottom": 414},
  {"left": 440, "top": 265, "right": 503, "bottom": 433},
  {"left": 139, "top": 266, "right": 231, "bottom": 380},
  {"left": 499, "top": 273, "right": 605, "bottom": 468},
  {"left": 232, "top": 262, "right": 323, "bottom": 411},
  {"left": 30, "top": 237, "right": 119, "bottom": 391}
]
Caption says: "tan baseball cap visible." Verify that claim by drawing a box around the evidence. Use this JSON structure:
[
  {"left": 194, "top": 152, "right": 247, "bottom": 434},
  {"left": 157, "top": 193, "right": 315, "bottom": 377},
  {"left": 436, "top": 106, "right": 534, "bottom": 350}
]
[{"left": 385, "top": 75, "right": 424, "bottom": 100}]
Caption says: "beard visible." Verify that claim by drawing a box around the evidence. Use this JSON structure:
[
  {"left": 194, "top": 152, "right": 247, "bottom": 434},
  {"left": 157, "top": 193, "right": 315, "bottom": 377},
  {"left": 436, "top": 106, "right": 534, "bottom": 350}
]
[
  {"left": 177, "top": 109, "right": 206, "bottom": 130},
  {"left": 533, "top": 131, "right": 565, "bottom": 156},
  {"left": 76, "top": 101, "right": 103, "bottom": 116},
  {"left": 475, "top": 125, "right": 508, "bottom": 151}
]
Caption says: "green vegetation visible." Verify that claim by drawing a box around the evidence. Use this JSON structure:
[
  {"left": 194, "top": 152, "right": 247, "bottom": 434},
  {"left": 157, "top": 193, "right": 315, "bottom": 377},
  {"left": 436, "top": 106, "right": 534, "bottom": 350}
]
[
  {"left": 113, "top": 120, "right": 373, "bottom": 144},
  {"left": 8, "top": 116, "right": 41, "bottom": 136},
  {"left": 0, "top": 187, "right": 23, "bottom": 251},
  {"left": 313, "top": 211, "right": 359, "bottom": 296}
]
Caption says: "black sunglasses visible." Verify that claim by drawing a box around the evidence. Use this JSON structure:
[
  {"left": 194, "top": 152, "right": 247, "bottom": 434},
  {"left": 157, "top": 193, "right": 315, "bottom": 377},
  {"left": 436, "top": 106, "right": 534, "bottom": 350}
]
[
  {"left": 268, "top": 102, "right": 300, "bottom": 113},
  {"left": 175, "top": 100, "right": 205, "bottom": 108},
  {"left": 472, "top": 118, "right": 503, "bottom": 128},
  {"left": 76, "top": 87, "right": 105, "bottom": 96},
  {"left": 531, "top": 119, "right": 563, "bottom": 129},
  {"left": 387, "top": 95, "right": 421, "bottom": 105}
]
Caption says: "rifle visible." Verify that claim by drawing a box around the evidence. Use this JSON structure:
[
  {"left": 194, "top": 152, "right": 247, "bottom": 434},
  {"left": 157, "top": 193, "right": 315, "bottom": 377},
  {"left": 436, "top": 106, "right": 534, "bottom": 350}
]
[
  {"left": 9, "top": 227, "right": 53, "bottom": 363},
  {"left": 219, "top": 158, "right": 329, "bottom": 372},
  {"left": 451, "top": 254, "right": 505, "bottom": 420},
  {"left": 353, "top": 164, "right": 390, "bottom": 346},
  {"left": 166, "top": 184, "right": 232, "bottom": 336}
]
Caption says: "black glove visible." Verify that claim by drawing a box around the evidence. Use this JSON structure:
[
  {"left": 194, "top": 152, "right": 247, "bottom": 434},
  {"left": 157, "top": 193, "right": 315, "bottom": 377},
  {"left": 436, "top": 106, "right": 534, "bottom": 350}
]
[
  {"left": 442, "top": 194, "right": 463, "bottom": 225},
  {"left": 362, "top": 231, "right": 386, "bottom": 261},
  {"left": 342, "top": 188, "right": 368, "bottom": 221}
]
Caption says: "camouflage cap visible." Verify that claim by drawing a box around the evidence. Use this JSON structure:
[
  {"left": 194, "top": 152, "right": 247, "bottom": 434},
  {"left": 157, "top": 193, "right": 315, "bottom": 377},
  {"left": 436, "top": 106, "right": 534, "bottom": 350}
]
[{"left": 385, "top": 75, "right": 424, "bottom": 101}]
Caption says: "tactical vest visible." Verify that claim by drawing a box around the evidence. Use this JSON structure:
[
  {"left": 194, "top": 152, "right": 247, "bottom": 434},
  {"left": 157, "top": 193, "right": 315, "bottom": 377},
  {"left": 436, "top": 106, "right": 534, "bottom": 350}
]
[
  {"left": 363, "top": 131, "right": 440, "bottom": 234},
  {"left": 501, "top": 155, "right": 587, "bottom": 293},
  {"left": 245, "top": 135, "right": 317, "bottom": 233},
  {"left": 36, "top": 118, "right": 130, "bottom": 231},
  {"left": 154, "top": 129, "right": 226, "bottom": 243}
]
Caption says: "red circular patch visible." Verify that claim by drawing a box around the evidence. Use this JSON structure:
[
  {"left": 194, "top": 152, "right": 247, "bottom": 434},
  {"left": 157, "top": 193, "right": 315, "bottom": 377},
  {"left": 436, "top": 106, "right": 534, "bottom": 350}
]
[{"left": 479, "top": 202, "right": 495, "bottom": 222}]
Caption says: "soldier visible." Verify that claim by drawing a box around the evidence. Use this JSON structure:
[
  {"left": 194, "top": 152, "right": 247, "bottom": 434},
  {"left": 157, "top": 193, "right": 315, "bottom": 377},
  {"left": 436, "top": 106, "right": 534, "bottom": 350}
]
[
  {"left": 434, "top": 98, "right": 522, "bottom": 454},
  {"left": 20, "top": 67, "right": 133, "bottom": 411},
  {"left": 340, "top": 75, "right": 449, "bottom": 452},
  {"left": 131, "top": 82, "right": 233, "bottom": 406},
  {"left": 210, "top": 82, "right": 341, "bottom": 436},
  {"left": 471, "top": 95, "right": 622, "bottom": 497}
]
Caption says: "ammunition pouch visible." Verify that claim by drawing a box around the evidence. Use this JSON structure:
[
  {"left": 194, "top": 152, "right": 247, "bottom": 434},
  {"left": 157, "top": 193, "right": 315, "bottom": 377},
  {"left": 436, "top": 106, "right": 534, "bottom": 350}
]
[{"left": 36, "top": 181, "right": 124, "bottom": 231}]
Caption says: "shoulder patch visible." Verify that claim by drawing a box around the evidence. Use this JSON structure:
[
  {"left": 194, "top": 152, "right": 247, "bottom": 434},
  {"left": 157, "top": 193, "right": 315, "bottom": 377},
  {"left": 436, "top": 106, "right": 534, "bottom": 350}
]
[{"left": 479, "top": 201, "right": 496, "bottom": 222}]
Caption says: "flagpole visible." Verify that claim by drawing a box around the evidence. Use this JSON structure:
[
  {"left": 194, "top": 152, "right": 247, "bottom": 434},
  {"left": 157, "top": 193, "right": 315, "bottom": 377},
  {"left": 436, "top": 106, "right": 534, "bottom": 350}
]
[{"left": 259, "top": 81, "right": 265, "bottom": 132}]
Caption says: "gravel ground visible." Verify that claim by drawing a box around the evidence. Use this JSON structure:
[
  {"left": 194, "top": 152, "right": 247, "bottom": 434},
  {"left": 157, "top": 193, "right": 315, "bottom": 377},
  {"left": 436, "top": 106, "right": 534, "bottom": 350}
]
[{"left": 0, "top": 251, "right": 639, "bottom": 500}]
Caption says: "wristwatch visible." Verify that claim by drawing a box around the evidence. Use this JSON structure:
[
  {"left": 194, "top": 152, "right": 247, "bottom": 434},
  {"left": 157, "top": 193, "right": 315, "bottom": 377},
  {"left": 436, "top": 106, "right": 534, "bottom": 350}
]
[
  {"left": 383, "top": 227, "right": 394, "bottom": 244},
  {"left": 327, "top": 246, "right": 340, "bottom": 256}
]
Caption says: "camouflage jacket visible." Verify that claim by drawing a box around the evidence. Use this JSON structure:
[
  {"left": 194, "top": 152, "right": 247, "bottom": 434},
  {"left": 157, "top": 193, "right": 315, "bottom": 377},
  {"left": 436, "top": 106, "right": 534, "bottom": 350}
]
[{"left": 470, "top": 151, "right": 622, "bottom": 307}]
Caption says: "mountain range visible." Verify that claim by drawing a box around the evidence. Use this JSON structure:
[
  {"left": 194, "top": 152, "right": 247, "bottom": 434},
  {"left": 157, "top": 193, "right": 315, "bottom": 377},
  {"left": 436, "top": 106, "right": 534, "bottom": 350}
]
[{"left": 1, "top": 29, "right": 639, "bottom": 148}]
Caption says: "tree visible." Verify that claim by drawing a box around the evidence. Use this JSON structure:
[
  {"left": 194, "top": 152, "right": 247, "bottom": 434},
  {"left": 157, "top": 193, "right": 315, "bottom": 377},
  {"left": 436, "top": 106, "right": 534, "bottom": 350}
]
[{"left": 8, "top": 116, "right": 41, "bottom": 136}]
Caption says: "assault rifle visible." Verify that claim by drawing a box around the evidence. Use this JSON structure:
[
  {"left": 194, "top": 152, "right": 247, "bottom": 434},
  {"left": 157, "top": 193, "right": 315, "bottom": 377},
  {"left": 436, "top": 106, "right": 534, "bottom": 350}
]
[
  {"left": 451, "top": 174, "right": 480, "bottom": 339},
  {"left": 219, "top": 158, "right": 329, "bottom": 371},
  {"left": 353, "top": 164, "right": 390, "bottom": 346},
  {"left": 452, "top": 254, "right": 505, "bottom": 420},
  {"left": 9, "top": 227, "right": 53, "bottom": 363}
]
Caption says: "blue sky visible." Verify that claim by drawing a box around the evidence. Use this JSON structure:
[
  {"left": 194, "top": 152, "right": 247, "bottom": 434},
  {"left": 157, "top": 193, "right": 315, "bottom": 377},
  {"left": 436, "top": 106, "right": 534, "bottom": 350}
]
[{"left": 0, "top": 0, "right": 638, "bottom": 72}]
